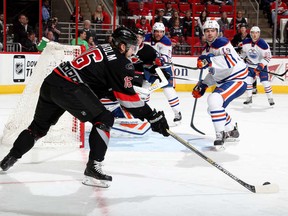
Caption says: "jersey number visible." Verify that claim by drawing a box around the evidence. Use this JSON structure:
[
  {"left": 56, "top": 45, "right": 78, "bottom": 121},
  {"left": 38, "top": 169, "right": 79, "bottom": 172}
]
[{"left": 71, "top": 49, "right": 104, "bottom": 70}]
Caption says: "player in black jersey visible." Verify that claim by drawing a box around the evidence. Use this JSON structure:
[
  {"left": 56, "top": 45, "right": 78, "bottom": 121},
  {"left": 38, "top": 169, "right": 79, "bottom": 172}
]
[
  {"left": 0, "top": 26, "right": 169, "bottom": 188},
  {"left": 132, "top": 28, "right": 170, "bottom": 98}
]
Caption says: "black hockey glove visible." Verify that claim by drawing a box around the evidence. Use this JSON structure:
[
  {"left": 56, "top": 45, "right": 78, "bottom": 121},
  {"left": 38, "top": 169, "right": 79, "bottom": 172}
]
[{"left": 148, "top": 110, "right": 170, "bottom": 137}]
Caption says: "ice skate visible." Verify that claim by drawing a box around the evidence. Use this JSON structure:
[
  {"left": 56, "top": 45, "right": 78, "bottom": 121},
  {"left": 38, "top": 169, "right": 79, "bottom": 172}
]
[
  {"left": 225, "top": 126, "right": 240, "bottom": 142},
  {"left": 173, "top": 112, "right": 182, "bottom": 122},
  {"left": 82, "top": 160, "right": 112, "bottom": 188},
  {"left": 243, "top": 96, "right": 252, "bottom": 105},
  {"left": 252, "top": 88, "right": 257, "bottom": 95},
  {"left": 214, "top": 131, "right": 226, "bottom": 150},
  {"left": 268, "top": 98, "right": 275, "bottom": 106},
  {"left": 0, "top": 153, "right": 18, "bottom": 171}
]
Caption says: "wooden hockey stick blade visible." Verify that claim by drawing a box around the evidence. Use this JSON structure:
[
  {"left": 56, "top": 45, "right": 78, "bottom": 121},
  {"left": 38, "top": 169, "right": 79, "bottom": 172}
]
[
  {"left": 164, "top": 62, "right": 199, "bottom": 70},
  {"left": 167, "top": 129, "right": 279, "bottom": 194}
]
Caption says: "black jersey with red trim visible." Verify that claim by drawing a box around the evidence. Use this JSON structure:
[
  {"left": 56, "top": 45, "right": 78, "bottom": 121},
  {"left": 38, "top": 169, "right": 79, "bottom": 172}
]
[{"left": 44, "top": 43, "right": 154, "bottom": 120}]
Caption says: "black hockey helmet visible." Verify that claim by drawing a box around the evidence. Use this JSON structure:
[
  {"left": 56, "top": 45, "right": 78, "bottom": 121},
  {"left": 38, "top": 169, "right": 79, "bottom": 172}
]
[
  {"left": 112, "top": 26, "right": 138, "bottom": 48},
  {"left": 133, "top": 27, "right": 145, "bottom": 37}
]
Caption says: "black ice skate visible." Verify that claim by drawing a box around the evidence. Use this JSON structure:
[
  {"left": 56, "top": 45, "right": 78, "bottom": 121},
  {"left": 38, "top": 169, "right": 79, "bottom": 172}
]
[
  {"left": 173, "top": 112, "right": 182, "bottom": 123},
  {"left": 82, "top": 160, "right": 112, "bottom": 188},
  {"left": 0, "top": 154, "right": 18, "bottom": 171},
  {"left": 268, "top": 98, "right": 275, "bottom": 106},
  {"left": 243, "top": 96, "right": 252, "bottom": 105},
  {"left": 225, "top": 126, "right": 240, "bottom": 142},
  {"left": 214, "top": 131, "right": 226, "bottom": 150}
]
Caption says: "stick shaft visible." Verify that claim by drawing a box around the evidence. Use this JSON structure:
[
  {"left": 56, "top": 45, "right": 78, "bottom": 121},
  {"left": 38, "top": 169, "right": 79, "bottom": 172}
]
[{"left": 167, "top": 130, "right": 256, "bottom": 193}]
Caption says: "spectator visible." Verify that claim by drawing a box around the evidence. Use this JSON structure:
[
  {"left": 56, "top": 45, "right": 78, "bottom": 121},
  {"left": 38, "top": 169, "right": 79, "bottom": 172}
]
[
  {"left": 155, "top": 9, "right": 169, "bottom": 28},
  {"left": 231, "top": 23, "right": 251, "bottom": 51},
  {"left": 194, "top": 35, "right": 206, "bottom": 55},
  {"left": 42, "top": 0, "right": 50, "bottom": 27},
  {"left": 87, "top": 36, "right": 96, "bottom": 49},
  {"left": 197, "top": 10, "right": 209, "bottom": 30},
  {"left": 135, "top": 16, "right": 152, "bottom": 34},
  {"left": 270, "top": 0, "right": 288, "bottom": 25},
  {"left": 45, "top": 30, "right": 55, "bottom": 41},
  {"left": 217, "top": 12, "right": 230, "bottom": 36},
  {"left": 70, "top": 6, "right": 84, "bottom": 23},
  {"left": 83, "top": 19, "right": 98, "bottom": 44},
  {"left": 0, "top": 13, "right": 3, "bottom": 51},
  {"left": 182, "top": 10, "right": 193, "bottom": 37},
  {"left": 285, "top": 20, "right": 288, "bottom": 43},
  {"left": 131, "top": 1, "right": 150, "bottom": 16},
  {"left": 71, "top": 29, "right": 89, "bottom": 50},
  {"left": 214, "top": 0, "right": 232, "bottom": 5},
  {"left": 168, "top": 10, "right": 181, "bottom": 29},
  {"left": 229, "top": 10, "right": 247, "bottom": 30},
  {"left": 169, "top": 19, "right": 184, "bottom": 40},
  {"left": 91, "top": 4, "right": 110, "bottom": 30},
  {"left": 22, "top": 31, "right": 38, "bottom": 52},
  {"left": 13, "top": 14, "right": 33, "bottom": 47},
  {"left": 164, "top": 2, "right": 175, "bottom": 17},
  {"left": 193, "top": 18, "right": 203, "bottom": 38},
  {"left": 45, "top": 17, "right": 61, "bottom": 42},
  {"left": 172, "top": 36, "right": 190, "bottom": 55}
]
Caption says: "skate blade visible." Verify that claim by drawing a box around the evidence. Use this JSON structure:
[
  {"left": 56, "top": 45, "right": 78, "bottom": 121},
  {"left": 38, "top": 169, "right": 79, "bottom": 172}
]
[
  {"left": 169, "top": 121, "right": 181, "bottom": 127},
  {"left": 82, "top": 176, "right": 111, "bottom": 188},
  {"left": 214, "top": 145, "right": 225, "bottom": 151},
  {"left": 225, "top": 137, "right": 240, "bottom": 142}
]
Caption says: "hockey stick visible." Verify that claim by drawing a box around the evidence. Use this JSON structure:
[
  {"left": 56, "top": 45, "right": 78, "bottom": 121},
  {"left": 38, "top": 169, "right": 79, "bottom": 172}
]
[
  {"left": 266, "top": 69, "right": 288, "bottom": 81},
  {"left": 164, "top": 62, "right": 199, "bottom": 70},
  {"left": 149, "top": 74, "right": 199, "bottom": 82},
  {"left": 167, "top": 129, "right": 279, "bottom": 194},
  {"left": 134, "top": 67, "right": 168, "bottom": 97},
  {"left": 190, "top": 69, "right": 205, "bottom": 135}
]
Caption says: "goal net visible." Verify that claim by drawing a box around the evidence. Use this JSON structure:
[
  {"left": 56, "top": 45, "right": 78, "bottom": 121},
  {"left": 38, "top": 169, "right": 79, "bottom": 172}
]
[{"left": 1, "top": 42, "right": 85, "bottom": 148}]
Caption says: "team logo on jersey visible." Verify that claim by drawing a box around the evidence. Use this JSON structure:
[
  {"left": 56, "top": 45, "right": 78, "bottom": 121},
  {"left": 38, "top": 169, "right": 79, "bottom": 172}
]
[
  {"left": 124, "top": 76, "right": 133, "bottom": 88},
  {"left": 248, "top": 49, "right": 258, "bottom": 59},
  {"left": 222, "top": 47, "right": 231, "bottom": 54},
  {"left": 125, "top": 62, "right": 134, "bottom": 70}
]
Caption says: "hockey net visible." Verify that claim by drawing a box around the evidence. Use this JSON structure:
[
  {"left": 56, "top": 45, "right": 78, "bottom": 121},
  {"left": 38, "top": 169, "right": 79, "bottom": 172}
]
[{"left": 1, "top": 42, "right": 85, "bottom": 148}]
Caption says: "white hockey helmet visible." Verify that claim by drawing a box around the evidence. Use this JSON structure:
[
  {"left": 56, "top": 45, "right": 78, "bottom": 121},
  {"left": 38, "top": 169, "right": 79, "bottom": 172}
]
[
  {"left": 202, "top": 19, "right": 220, "bottom": 33},
  {"left": 152, "top": 22, "right": 165, "bottom": 33},
  {"left": 250, "top": 26, "right": 261, "bottom": 33}
]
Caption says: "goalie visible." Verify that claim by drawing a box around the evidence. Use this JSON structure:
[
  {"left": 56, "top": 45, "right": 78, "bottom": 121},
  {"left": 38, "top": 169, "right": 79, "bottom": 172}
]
[{"left": 0, "top": 26, "right": 170, "bottom": 188}]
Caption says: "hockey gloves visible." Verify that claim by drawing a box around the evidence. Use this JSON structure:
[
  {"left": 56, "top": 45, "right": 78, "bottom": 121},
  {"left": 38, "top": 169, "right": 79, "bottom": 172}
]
[
  {"left": 154, "top": 57, "right": 165, "bottom": 66},
  {"left": 254, "top": 63, "right": 264, "bottom": 75},
  {"left": 148, "top": 110, "right": 170, "bottom": 137},
  {"left": 192, "top": 81, "right": 208, "bottom": 99},
  {"left": 197, "top": 54, "right": 214, "bottom": 69}
]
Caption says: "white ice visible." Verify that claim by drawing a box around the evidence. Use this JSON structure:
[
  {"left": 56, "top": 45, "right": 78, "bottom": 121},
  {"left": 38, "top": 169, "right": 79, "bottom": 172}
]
[{"left": 0, "top": 92, "right": 288, "bottom": 216}]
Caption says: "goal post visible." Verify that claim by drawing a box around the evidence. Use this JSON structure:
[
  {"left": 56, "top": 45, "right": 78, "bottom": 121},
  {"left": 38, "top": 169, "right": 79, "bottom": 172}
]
[{"left": 1, "top": 41, "right": 85, "bottom": 148}]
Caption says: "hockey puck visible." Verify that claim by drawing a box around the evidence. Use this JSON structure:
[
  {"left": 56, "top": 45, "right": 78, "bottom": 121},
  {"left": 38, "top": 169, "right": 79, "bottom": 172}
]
[{"left": 263, "top": 182, "right": 271, "bottom": 185}]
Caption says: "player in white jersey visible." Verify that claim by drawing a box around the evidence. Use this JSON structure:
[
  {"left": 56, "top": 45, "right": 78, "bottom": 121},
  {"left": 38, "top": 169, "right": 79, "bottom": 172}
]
[
  {"left": 192, "top": 19, "right": 248, "bottom": 148},
  {"left": 144, "top": 22, "right": 182, "bottom": 124},
  {"left": 240, "top": 26, "right": 274, "bottom": 106}
]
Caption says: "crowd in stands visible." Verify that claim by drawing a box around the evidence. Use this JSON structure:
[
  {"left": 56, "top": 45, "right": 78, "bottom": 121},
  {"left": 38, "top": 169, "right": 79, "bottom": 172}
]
[{"left": 2, "top": 0, "right": 288, "bottom": 54}]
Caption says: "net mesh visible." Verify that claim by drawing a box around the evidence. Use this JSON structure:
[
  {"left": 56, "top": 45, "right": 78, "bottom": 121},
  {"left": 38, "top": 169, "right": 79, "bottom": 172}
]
[{"left": 1, "top": 42, "right": 84, "bottom": 148}]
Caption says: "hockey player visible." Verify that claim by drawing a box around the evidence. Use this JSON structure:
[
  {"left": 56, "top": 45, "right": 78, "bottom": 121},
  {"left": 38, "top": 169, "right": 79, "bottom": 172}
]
[
  {"left": 192, "top": 19, "right": 248, "bottom": 149},
  {"left": 132, "top": 27, "right": 170, "bottom": 100},
  {"left": 0, "top": 26, "right": 170, "bottom": 187},
  {"left": 144, "top": 22, "right": 182, "bottom": 124},
  {"left": 240, "top": 26, "right": 274, "bottom": 106}
]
